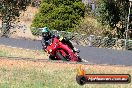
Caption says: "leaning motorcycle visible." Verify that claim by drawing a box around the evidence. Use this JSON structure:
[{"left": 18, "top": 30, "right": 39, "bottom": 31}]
[{"left": 44, "top": 36, "right": 82, "bottom": 62}]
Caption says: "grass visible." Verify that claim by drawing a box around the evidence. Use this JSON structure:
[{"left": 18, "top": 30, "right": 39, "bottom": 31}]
[
  {"left": 0, "top": 45, "right": 132, "bottom": 88},
  {"left": 0, "top": 50, "right": 8, "bottom": 56},
  {"left": 0, "top": 58, "right": 131, "bottom": 88},
  {"left": 0, "top": 45, "right": 48, "bottom": 59}
]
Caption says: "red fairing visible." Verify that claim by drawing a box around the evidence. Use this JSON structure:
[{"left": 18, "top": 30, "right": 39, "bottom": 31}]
[
  {"left": 45, "top": 37, "right": 79, "bottom": 62},
  {"left": 59, "top": 44, "right": 78, "bottom": 61}
]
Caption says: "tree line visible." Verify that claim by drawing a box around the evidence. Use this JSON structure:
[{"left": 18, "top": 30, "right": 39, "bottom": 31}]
[{"left": 0, "top": 0, "right": 132, "bottom": 39}]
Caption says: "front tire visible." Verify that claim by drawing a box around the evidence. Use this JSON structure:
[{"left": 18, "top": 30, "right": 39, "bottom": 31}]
[
  {"left": 49, "top": 55, "right": 56, "bottom": 60},
  {"left": 78, "top": 57, "right": 82, "bottom": 62}
]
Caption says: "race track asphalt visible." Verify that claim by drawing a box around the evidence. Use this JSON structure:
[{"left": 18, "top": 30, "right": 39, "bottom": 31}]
[{"left": 0, "top": 37, "right": 132, "bottom": 66}]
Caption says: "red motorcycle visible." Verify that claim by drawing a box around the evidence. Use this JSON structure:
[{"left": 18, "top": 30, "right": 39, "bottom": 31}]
[{"left": 45, "top": 36, "right": 82, "bottom": 62}]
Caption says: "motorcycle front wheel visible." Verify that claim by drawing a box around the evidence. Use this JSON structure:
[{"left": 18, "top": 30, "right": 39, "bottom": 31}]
[
  {"left": 78, "top": 57, "right": 82, "bottom": 62},
  {"left": 49, "top": 55, "right": 56, "bottom": 60}
]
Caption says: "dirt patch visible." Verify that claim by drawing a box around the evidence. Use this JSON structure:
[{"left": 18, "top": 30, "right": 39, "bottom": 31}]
[
  {"left": 10, "top": 6, "right": 39, "bottom": 40},
  {"left": 0, "top": 6, "right": 40, "bottom": 40}
]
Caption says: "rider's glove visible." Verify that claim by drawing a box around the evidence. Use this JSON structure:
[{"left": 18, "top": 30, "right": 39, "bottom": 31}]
[{"left": 42, "top": 45, "right": 47, "bottom": 50}]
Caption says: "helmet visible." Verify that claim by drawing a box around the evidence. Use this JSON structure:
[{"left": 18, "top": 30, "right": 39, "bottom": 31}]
[
  {"left": 42, "top": 27, "right": 50, "bottom": 37},
  {"left": 42, "top": 27, "right": 50, "bottom": 33}
]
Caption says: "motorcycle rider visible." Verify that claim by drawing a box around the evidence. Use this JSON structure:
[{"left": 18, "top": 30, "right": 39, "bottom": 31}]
[{"left": 41, "top": 27, "right": 79, "bottom": 55}]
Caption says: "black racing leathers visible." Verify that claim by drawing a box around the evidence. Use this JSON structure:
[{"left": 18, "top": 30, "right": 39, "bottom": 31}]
[{"left": 41, "top": 34, "right": 74, "bottom": 50}]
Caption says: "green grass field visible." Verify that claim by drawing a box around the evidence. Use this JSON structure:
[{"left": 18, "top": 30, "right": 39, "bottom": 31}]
[
  {"left": 0, "top": 58, "right": 131, "bottom": 88},
  {"left": 0, "top": 45, "right": 132, "bottom": 88},
  {"left": 0, "top": 50, "right": 8, "bottom": 56},
  {"left": 0, "top": 45, "right": 48, "bottom": 59}
]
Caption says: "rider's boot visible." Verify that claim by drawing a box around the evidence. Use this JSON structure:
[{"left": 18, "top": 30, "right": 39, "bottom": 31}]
[{"left": 73, "top": 47, "right": 80, "bottom": 53}]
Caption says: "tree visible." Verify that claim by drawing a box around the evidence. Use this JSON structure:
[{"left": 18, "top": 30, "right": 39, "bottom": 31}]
[
  {"left": 96, "top": 0, "right": 120, "bottom": 28},
  {"left": 96, "top": 0, "right": 130, "bottom": 38},
  {"left": 31, "top": 0, "right": 85, "bottom": 36},
  {"left": 0, "top": 0, "right": 31, "bottom": 37}
]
